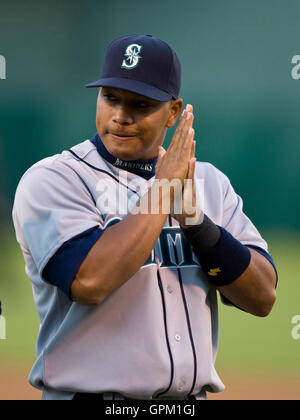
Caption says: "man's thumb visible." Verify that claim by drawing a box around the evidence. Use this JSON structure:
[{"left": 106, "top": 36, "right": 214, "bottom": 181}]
[{"left": 157, "top": 146, "right": 166, "bottom": 163}]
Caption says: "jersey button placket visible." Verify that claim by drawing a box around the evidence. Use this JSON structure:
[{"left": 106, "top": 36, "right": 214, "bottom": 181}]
[
  {"left": 174, "top": 334, "right": 187, "bottom": 393},
  {"left": 160, "top": 271, "right": 193, "bottom": 398}
]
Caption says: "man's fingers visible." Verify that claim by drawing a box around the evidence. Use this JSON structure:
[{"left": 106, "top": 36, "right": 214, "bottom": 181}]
[
  {"left": 188, "top": 157, "right": 196, "bottom": 180},
  {"left": 179, "top": 111, "right": 194, "bottom": 151},
  {"left": 181, "top": 126, "right": 194, "bottom": 159},
  {"left": 186, "top": 104, "right": 193, "bottom": 113},
  {"left": 170, "top": 104, "right": 194, "bottom": 152},
  {"left": 159, "top": 104, "right": 195, "bottom": 183},
  {"left": 190, "top": 140, "right": 196, "bottom": 160},
  {"left": 169, "top": 106, "right": 188, "bottom": 149}
]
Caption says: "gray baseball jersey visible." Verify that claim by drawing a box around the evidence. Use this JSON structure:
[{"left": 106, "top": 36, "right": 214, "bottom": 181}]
[{"left": 12, "top": 135, "right": 275, "bottom": 400}]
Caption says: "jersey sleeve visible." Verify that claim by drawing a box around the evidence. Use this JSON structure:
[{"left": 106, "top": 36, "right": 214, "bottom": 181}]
[
  {"left": 42, "top": 226, "right": 104, "bottom": 298},
  {"left": 12, "top": 160, "right": 105, "bottom": 292},
  {"left": 221, "top": 174, "right": 267, "bottom": 248}
]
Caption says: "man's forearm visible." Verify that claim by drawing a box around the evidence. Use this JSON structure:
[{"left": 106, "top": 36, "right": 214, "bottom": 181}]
[
  {"left": 217, "top": 248, "right": 277, "bottom": 317},
  {"left": 71, "top": 183, "right": 172, "bottom": 305},
  {"left": 181, "top": 216, "right": 277, "bottom": 317}
]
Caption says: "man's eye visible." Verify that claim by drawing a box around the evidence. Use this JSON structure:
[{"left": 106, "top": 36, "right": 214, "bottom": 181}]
[
  {"left": 104, "top": 95, "right": 117, "bottom": 102},
  {"left": 137, "top": 101, "right": 150, "bottom": 108}
]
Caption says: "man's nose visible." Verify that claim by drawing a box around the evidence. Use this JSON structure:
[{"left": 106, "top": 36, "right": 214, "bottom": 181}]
[{"left": 112, "top": 106, "right": 134, "bottom": 125}]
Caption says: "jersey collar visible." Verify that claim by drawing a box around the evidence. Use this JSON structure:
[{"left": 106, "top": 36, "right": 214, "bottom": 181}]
[{"left": 90, "top": 133, "right": 157, "bottom": 180}]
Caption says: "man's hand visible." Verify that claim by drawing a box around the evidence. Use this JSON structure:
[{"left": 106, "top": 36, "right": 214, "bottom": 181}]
[
  {"left": 154, "top": 104, "right": 199, "bottom": 219},
  {"left": 160, "top": 104, "right": 203, "bottom": 228},
  {"left": 155, "top": 104, "right": 195, "bottom": 188},
  {"left": 171, "top": 138, "right": 203, "bottom": 228}
]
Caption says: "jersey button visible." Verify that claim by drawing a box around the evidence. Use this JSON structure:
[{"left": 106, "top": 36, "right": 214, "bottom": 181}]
[
  {"left": 167, "top": 286, "right": 173, "bottom": 294},
  {"left": 175, "top": 334, "right": 181, "bottom": 342},
  {"left": 178, "top": 383, "right": 184, "bottom": 392}
]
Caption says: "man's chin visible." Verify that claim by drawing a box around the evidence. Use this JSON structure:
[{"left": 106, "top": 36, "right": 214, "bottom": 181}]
[
  {"left": 107, "top": 144, "right": 142, "bottom": 161},
  {"left": 103, "top": 135, "right": 143, "bottom": 161}
]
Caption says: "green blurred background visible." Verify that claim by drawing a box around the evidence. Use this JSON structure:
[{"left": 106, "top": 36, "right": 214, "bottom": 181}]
[{"left": 0, "top": 0, "right": 299, "bottom": 399}]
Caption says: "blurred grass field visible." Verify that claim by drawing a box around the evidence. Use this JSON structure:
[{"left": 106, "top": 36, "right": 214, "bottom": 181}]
[
  {"left": 217, "top": 229, "right": 300, "bottom": 373},
  {"left": 0, "top": 225, "right": 299, "bottom": 399}
]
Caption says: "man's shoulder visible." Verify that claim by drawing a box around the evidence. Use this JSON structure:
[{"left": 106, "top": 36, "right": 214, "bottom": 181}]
[
  {"left": 13, "top": 138, "right": 97, "bottom": 208},
  {"left": 195, "top": 161, "right": 230, "bottom": 186},
  {"left": 17, "top": 138, "right": 95, "bottom": 184}
]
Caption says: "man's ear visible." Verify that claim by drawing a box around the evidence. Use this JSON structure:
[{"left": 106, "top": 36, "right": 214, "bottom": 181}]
[{"left": 166, "top": 99, "right": 183, "bottom": 128}]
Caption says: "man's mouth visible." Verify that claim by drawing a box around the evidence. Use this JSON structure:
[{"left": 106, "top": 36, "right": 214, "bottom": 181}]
[{"left": 108, "top": 131, "right": 137, "bottom": 140}]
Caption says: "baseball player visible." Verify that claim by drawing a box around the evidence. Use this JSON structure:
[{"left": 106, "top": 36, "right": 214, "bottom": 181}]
[{"left": 12, "top": 35, "right": 278, "bottom": 401}]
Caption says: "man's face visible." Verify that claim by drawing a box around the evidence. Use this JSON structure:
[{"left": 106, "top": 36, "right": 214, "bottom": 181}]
[{"left": 96, "top": 87, "right": 182, "bottom": 161}]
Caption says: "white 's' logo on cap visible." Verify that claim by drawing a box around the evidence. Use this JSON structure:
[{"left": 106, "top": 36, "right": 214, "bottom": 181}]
[{"left": 121, "top": 44, "right": 143, "bottom": 70}]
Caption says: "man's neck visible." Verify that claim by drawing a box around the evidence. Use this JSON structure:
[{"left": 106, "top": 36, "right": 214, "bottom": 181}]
[{"left": 90, "top": 133, "right": 158, "bottom": 180}]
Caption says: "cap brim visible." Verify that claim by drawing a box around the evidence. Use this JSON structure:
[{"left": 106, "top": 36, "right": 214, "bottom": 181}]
[{"left": 85, "top": 77, "right": 173, "bottom": 102}]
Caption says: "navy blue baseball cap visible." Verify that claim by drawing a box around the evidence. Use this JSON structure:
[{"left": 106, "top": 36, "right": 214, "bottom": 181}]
[{"left": 86, "top": 34, "right": 181, "bottom": 102}]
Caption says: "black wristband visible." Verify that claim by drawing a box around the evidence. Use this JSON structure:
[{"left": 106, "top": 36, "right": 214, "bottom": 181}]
[
  {"left": 181, "top": 215, "right": 221, "bottom": 252},
  {"left": 182, "top": 221, "right": 251, "bottom": 287}
]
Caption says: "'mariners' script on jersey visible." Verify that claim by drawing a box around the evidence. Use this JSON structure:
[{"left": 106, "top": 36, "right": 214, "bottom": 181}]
[{"left": 114, "top": 158, "right": 154, "bottom": 172}]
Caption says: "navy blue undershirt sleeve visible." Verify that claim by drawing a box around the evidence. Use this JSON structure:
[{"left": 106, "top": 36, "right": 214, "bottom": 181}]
[
  {"left": 220, "top": 245, "right": 278, "bottom": 308},
  {"left": 246, "top": 245, "right": 278, "bottom": 288},
  {"left": 42, "top": 226, "right": 104, "bottom": 299}
]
